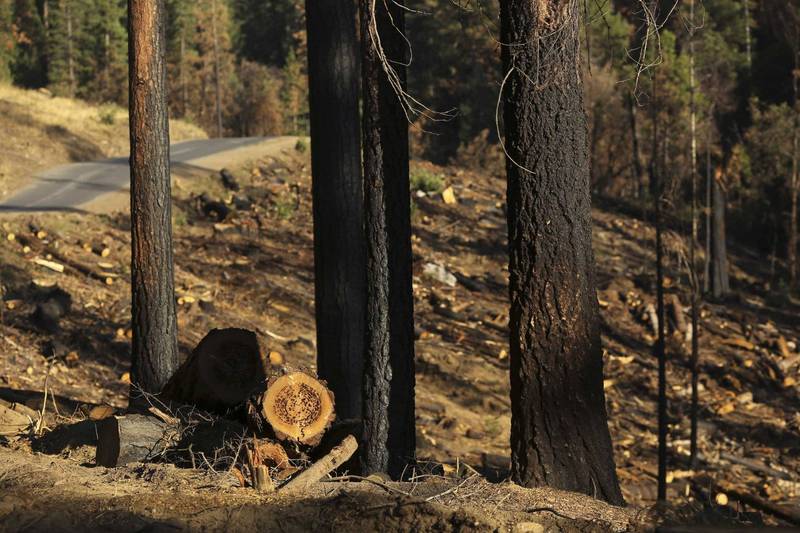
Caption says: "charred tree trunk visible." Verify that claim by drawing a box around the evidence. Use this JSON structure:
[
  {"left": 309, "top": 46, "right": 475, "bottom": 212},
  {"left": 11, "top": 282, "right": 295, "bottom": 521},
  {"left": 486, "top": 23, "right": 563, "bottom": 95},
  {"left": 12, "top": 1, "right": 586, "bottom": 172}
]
[
  {"left": 789, "top": 48, "right": 799, "bottom": 288},
  {"left": 305, "top": 0, "right": 366, "bottom": 422},
  {"left": 128, "top": 0, "right": 179, "bottom": 395},
  {"left": 499, "top": 0, "right": 623, "bottom": 505},
  {"left": 703, "top": 120, "right": 713, "bottom": 293},
  {"left": 688, "top": 0, "right": 701, "bottom": 468},
  {"left": 628, "top": 93, "right": 646, "bottom": 201},
  {"left": 651, "top": 68, "right": 668, "bottom": 503},
  {"left": 709, "top": 170, "right": 730, "bottom": 298},
  {"left": 360, "top": 0, "right": 416, "bottom": 479}
]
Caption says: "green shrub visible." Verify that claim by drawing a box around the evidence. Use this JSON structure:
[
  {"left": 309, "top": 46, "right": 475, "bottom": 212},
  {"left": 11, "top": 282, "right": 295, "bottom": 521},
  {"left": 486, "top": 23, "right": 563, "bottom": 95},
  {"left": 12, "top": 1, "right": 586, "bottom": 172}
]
[
  {"left": 294, "top": 138, "right": 308, "bottom": 153},
  {"left": 274, "top": 196, "right": 296, "bottom": 220},
  {"left": 97, "top": 105, "right": 117, "bottom": 125},
  {"left": 410, "top": 168, "right": 444, "bottom": 194}
]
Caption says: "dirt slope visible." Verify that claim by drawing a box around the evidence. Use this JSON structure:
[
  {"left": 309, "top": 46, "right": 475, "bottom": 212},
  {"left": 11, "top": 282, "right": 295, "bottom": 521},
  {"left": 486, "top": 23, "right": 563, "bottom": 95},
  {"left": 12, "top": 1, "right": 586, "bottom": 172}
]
[
  {"left": 0, "top": 147, "right": 798, "bottom": 529},
  {"left": 0, "top": 84, "right": 206, "bottom": 200}
]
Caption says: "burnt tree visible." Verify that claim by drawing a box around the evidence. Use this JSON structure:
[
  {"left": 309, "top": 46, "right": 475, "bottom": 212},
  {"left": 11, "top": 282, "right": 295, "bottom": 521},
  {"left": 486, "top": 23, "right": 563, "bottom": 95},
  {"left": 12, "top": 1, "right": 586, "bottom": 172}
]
[
  {"left": 360, "top": 0, "right": 416, "bottom": 478},
  {"left": 709, "top": 168, "right": 730, "bottom": 298},
  {"left": 305, "top": 0, "right": 366, "bottom": 421},
  {"left": 651, "top": 68, "right": 668, "bottom": 502},
  {"left": 128, "top": 0, "right": 179, "bottom": 394},
  {"left": 499, "top": 0, "right": 623, "bottom": 504}
]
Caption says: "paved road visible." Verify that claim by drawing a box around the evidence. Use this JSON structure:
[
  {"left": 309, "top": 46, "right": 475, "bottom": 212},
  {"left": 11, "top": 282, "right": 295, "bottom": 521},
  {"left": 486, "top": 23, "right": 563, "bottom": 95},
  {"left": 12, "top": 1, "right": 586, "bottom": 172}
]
[{"left": 0, "top": 137, "right": 279, "bottom": 212}]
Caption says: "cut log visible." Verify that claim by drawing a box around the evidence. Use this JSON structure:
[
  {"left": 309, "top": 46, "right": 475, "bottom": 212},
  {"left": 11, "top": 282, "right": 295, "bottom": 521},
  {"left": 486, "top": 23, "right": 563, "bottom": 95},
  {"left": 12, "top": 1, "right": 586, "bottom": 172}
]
[
  {"left": 30, "top": 286, "right": 72, "bottom": 333},
  {"left": 199, "top": 194, "right": 230, "bottom": 222},
  {"left": 96, "top": 414, "right": 179, "bottom": 467},
  {"left": 259, "top": 372, "right": 335, "bottom": 446},
  {"left": 644, "top": 303, "right": 658, "bottom": 337},
  {"left": 668, "top": 294, "right": 687, "bottom": 333},
  {"left": 0, "top": 403, "right": 32, "bottom": 436},
  {"left": 280, "top": 435, "right": 357, "bottom": 492},
  {"left": 91, "top": 244, "right": 111, "bottom": 258},
  {"left": 96, "top": 413, "right": 246, "bottom": 468},
  {"left": 161, "top": 328, "right": 268, "bottom": 413},
  {"left": 777, "top": 335, "right": 791, "bottom": 359},
  {"left": 32, "top": 258, "right": 64, "bottom": 273}
]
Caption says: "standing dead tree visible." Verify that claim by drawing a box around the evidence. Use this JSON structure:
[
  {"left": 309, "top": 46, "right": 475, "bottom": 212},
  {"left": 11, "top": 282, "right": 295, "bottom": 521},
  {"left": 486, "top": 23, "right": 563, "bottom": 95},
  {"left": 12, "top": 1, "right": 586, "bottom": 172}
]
[
  {"left": 305, "top": 0, "right": 366, "bottom": 422},
  {"left": 499, "top": 0, "right": 624, "bottom": 505},
  {"left": 647, "top": 36, "right": 668, "bottom": 500},
  {"left": 360, "top": 0, "right": 416, "bottom": 479},
  {"left": 687, "top": 0, "right": 701, "bottom": 469},
  {"left": 128, "top": 0, "right": 179, "bottom": 395}
]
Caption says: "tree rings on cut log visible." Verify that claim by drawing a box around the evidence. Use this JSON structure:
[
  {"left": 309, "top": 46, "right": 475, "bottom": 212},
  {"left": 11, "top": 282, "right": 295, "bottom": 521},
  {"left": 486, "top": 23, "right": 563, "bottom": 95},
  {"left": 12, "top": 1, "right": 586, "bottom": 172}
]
[
  {"left": 261, "top": 373, "right": 335, "bottom": 446},
  {"left": 161, "top": 328, "right": 267, "bottom": 412}
]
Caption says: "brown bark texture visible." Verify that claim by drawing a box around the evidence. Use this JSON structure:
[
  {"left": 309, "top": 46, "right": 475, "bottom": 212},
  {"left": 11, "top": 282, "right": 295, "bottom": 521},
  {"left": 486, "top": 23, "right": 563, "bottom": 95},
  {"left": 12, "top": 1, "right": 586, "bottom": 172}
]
[
  {"left": 360, "top": 0, "right": 416, "bottom": 479},
  {"left": 499, "top": 0, "right": 623, "bottom": 504},
  {"left": 128, "top": 0, "right": 179, "bottom": 394}
]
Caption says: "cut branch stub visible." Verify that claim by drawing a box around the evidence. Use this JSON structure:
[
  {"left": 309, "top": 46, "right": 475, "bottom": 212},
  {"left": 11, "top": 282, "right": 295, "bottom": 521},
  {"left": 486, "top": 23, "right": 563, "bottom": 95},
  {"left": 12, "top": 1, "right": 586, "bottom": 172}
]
[
  {"left": 261, "top": 372, "right": 335, "bottom": 446},
  {"left": 161, "top": 328, "right": 267, "bottom": 412}
]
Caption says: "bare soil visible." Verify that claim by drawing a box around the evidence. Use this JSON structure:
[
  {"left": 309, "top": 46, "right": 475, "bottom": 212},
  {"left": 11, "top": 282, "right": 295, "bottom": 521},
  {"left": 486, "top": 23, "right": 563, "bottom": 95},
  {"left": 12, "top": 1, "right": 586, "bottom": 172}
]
[{"left": 0, "top": 146, "right": 798, "bottom": 530}]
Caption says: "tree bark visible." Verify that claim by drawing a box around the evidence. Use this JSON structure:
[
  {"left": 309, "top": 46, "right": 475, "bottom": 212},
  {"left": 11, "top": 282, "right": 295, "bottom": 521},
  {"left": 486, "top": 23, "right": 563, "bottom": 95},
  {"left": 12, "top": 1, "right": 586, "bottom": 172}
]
[
  {"left": 128, "top": 0, "right": 179, "bottom": 395},
  {"left": 789, "top": 47, "right": 799, "bottom": 288},
  {"left": 306, "top": 0, "right": 366, "bottom": 422},
  {"left": 360, "top": 0, "right": 416, "bottom": 479},
  {"left": 96, "top": 413, "right": 246, "bottom": 468},
  {"left": 628, "top": 93, "right": 646, "bottom": 201},
  {"left": 688, "top": 0, "right": 701, "bottom": 469},
  {"left": 652, "top": 69, "right": 668, "bottom": 503},
  {"left": 710, "top": 170, "right": 730, "bottom": 298},
  {"left": 160, "top": 328, "right": 267, "bottom": 413},
  {"left": 499, "top": 0, "right": 623, "bottom": 505}
]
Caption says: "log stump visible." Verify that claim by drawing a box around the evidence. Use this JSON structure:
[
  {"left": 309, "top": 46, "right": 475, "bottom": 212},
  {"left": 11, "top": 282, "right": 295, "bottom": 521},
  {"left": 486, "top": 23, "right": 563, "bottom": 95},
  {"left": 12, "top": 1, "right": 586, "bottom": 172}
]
[
  {"left": 161, "top": 328, "right": 267, "bottom": 412},
  {"left": 257, "top": 372, "right": 335, "bottom": 446},
  {"left": 96, "top": 414, "right": 179, "bottom": 467}
]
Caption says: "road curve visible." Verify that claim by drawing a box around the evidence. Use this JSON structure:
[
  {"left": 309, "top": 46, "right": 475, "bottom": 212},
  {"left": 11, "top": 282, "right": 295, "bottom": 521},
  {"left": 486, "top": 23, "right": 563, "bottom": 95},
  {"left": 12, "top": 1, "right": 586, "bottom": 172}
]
[{"left": 0, "top": 137, "right": 289, "bottom": 213}]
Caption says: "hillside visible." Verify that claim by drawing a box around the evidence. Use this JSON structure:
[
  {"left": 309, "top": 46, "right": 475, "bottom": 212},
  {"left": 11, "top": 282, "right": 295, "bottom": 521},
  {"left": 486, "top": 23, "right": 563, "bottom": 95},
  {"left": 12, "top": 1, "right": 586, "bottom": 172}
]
[
  {"left": 0, "top": 84, "right": 206, "bottom": 200},
  {"left": 0, "top": 148, "right": 799, "bottom": 530}
]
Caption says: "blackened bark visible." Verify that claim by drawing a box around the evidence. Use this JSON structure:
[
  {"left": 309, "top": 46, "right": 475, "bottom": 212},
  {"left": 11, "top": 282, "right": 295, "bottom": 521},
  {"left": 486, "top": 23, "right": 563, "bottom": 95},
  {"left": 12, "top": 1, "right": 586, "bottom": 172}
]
[
  {"left": 128, "top": 0, "right": 179, "bottom": 395},
  {"left": 628, "top": 93, "right": 646, "bottom": 200},
  {"left": 650, "top": 67, "right": 668, "bottom": 503},
  {"left": 710, "top": 173, "right": 730, "bottom": 298},
  {"left": 500, "top": 0, "right": 623, "bottom": 505},
  {"left": 360, "top": 0, "right": 416, "bottom": 479},
  {"left": 306, "top": 0, "right": 366, "bottom": 421}
]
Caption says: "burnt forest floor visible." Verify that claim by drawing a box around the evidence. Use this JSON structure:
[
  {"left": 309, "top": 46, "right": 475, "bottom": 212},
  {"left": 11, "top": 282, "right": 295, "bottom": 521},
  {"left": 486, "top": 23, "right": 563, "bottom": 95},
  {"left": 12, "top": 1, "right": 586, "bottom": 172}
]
[{"left": 0, "top": 144, "right": 799, "bottom": 531}]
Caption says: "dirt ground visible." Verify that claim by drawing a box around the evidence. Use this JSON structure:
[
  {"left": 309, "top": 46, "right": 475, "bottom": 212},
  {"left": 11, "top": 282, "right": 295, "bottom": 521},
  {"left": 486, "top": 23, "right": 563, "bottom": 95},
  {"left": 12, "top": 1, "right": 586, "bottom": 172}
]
[{"left": 0, "top": 145, "right": 799, "bottom": 530}]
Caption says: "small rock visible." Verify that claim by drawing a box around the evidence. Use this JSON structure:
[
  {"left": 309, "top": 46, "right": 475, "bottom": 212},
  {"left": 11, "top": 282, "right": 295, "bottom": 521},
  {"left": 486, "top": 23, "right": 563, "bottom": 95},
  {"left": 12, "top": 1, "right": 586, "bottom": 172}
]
[
  {"left": 736, "top": 391, "right": 753, "bottom": 404},
  {"left": 423, "top": 263, "right": 457, "bottom": 287},
  {"left": 441, "top": 186, "right": 457, "bottom": 205},
  {"left": 233, "top": 194, "right": 252, "bottom": 210},
  {"left": 220, "top": 168, "right": 239, "bottom": 191},
  {"left": 512, "top": 522, "right": 545, "bottom": 533}
]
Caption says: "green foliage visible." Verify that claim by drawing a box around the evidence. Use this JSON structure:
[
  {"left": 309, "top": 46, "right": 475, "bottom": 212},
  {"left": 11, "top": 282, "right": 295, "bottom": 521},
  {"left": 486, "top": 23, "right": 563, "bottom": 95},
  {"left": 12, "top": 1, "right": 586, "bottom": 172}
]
[
  {"left": 97, "top": 103, "right": 117, "bottom": 124},
  {"left": 0, "top": 0, "right": 13, "bottom": 82},
  {"left": 274, "top": 195, "right": 296, "bottom": 220},
  {"left": 294, "top": 138, "right": 307, "bottom": 153},
  {"left": 410, "top": 168, "right": 444, "bottom": 194},
  {"left": 10, "top": 0, "right": 47, "bottom": 87}
]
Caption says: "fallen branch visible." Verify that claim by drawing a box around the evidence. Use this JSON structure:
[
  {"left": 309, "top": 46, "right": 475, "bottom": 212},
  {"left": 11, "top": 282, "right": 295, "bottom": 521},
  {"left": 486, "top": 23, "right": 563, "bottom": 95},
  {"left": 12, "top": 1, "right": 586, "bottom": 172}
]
[{"left": 280, "top": 435, "right": 358, "bottom": 493}]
